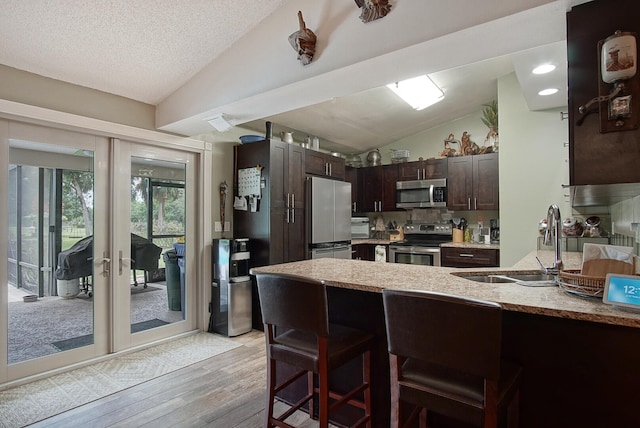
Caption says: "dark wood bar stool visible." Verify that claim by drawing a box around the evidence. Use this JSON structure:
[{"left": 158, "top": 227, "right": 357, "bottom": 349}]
[
  {"left": 382, "top": 289, "right": 521, "bottom": 428},
  {"left": 255, "top": 272, "right": 373, "bottom": 428}
]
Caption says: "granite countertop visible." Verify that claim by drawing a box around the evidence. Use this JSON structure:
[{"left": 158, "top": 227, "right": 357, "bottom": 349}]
[
  {"left": 352, "top": 239, "right": 396, "bottom": 245},
  {"left": 441, "top": 242, "right": 500, "bottom": 250},
  {"left": 353, "top": 240, "right": 501, "bottom": 249},
  {"left": 251, "top": 250, "right": 640, "bottom": 329}
]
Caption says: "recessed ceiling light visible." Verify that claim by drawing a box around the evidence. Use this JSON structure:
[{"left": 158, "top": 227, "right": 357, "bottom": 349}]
[
  {"left": 538, "top": 88, "right": 559, "bottom": 96},
  {"left": 533, "top": 64, "right": 556, "bottom": 74}
]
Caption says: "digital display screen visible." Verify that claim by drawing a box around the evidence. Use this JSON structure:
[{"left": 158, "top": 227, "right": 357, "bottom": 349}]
[{"left": 603, "top": 274, "right": 640, "bottom": 311}]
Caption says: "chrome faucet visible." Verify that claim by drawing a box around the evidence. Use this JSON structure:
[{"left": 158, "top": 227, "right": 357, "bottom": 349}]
[{"left": 541, "top": 204, "right": 563, "bottom": 275}]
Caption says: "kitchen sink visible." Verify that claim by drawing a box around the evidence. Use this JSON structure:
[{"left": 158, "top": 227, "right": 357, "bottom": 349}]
[
  {"left": 452, "top": 271, "right": 558, "bottom": 286},
  {"left": 458, "top": 275, "right": 515, "bottom": 283}
]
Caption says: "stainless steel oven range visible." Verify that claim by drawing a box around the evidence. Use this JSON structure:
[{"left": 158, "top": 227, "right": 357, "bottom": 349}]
[{"left": 388, "top": 223, "right": 452, "bottom": 266}]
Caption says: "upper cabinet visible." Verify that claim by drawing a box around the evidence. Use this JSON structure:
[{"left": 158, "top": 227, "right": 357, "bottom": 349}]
[
  {"left": 358, "top": 164, "right": 398, "bottom": 213},
  {"left": 397, "top": 158, "right": 447, "bottom": 181},
  {"left": 305, "top": 150, "right": 346, "bottom": 180},
  {"left": 234, "top": 140, "right": 306, "bottom": 267},
  {"left": 345, "top": 166, "right": 359, "bottom": 214},
  {"left": 447, "top": 153, "right": 499, "bottom": 211},
  {"left": 568, "top": 0, "right": 640, "bottom": 187}
]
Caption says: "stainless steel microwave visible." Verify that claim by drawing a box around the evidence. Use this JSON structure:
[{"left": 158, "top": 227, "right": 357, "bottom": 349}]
[{"left": 396, "top": 178, "right": 447, "bottom": 208}]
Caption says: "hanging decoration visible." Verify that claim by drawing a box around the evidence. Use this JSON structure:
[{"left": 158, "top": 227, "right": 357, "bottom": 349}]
[
  {"left": 288, "top": 11, "right": 317, "bottom": 65},
  {"left": 354, "top": 0, "right": 392, "bottom": 23}
]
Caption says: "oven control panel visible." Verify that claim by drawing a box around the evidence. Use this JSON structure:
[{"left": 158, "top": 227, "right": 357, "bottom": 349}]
[{"left": 404, "top": 223, "right": 452, "bottom": 235}]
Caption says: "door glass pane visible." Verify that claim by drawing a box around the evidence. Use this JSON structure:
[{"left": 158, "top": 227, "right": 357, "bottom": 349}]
[
  {"left": 130, "top": 157, "right": 186, "bottom": 333},
  {"left": 7, "top": 141, "right": 95, "bottom": 363}
]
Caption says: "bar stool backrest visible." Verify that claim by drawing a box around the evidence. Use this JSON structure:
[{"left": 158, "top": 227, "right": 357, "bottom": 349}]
[
  {"left": 257, "top": 272, "right": 330, "bottom": 337},
  {"left": 383, "top": 289, "right": 503, "bottom": 380}
]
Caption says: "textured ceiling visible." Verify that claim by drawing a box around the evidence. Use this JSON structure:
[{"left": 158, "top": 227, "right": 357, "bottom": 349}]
[
  {"left": 0, "top": 0, "right": 288, "bottom": 105},
  {"left": 0, "top": 1, "right": 573, "bottom": 154}
]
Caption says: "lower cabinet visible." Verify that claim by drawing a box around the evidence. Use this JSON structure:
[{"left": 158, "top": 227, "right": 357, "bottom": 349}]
[
  {"left": 440, "top": 246, "right": 499, "bottom": 268},
  {"left": 353, "top": 244, "right": 374, "bottom": 261},
  {"left": 353, "top": 244, "right": 389, "bottom": 261}
]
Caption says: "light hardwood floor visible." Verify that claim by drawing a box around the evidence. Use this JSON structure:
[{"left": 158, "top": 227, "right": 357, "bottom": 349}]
[{"left": 30, "top": 330, "right": 335, "bottom": 428}]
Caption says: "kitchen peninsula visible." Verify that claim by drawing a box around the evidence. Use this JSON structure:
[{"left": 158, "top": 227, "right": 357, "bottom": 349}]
[{"left": 251, "top": 251, "right": 640, "bottom": 428}]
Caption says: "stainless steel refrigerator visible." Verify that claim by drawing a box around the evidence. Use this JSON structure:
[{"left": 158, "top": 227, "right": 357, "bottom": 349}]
[{"left": 307, "top": 176, "right": 352, "bottom": 259}]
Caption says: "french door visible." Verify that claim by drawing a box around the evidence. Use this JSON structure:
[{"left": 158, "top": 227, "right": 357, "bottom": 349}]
[
  {"left": 111, "top": 139, "right": 196, "bottom": 351},
  {"left": 1, "top": 121, "right": 198, "bottom": 383}
]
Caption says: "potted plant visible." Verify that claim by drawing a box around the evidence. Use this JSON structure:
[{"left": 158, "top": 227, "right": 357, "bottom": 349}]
[{"left": 481, "top": 100, "right": 498, "bottom": 150}]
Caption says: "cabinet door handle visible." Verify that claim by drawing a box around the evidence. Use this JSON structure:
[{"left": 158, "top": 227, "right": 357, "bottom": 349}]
[
  {"left": 423, "top": 168, "right": 426, "bottom": 179},
  {"left": 291, "top": 194, "right": 295, "bottom": 223},
  {"left": 417, "top": 169, "right": 421, "bottom": 180},
  {"left": 474, "top": 197, "right": 477, "bottom": 210},
  {"left": 459, "top": 253, "right": 475, "bottom": 258},
  {"left": 286, "top": 193, "right": 290, "bottom": 208},
  {"left": 329, "top": 163, "right": 332, "bottom": 176},
  {"left": 468, "top": 197, "right": 471, "bottom": 210}
]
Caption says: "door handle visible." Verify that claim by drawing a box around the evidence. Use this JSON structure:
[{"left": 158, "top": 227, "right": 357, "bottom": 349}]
[
  {"left": 119, "top": 250, "right": 133, "bottom": 275},
  {"left": 97, "top": 251, "right": 110, "bottom": 277}
]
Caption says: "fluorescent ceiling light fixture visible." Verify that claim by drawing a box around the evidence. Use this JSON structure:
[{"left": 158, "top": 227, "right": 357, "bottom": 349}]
[
  {"left": 532, "top": 64, "right": 556, "bottom": 74},
  {"left": 205, "top": 114, "right": 233, "bottom": 132},
  {"left": 387, "top": 75, "right": 444, "bottom": 110},
  {"left": 538, "top": 88, "right": 558, "bottom": 96}
]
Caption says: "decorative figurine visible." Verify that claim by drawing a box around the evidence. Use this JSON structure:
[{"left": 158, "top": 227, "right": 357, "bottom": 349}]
[
  {"left": 354, "top": 0, "right": 392, "bottom": 23},
  {"left": 288, "top": 11, "right": 317, "bottom": 66},
  {"left": 219, "top": 181, "right": 228, "bottom": 235}
]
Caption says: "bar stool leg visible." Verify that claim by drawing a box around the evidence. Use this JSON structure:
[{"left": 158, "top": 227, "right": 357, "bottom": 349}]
[{"left": 264, "top": 358, "right": 276, "bottom": 428}]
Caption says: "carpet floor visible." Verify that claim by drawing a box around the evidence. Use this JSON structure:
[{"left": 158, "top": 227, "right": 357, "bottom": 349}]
[{"left": 0, "top": 332, "right": 242, "bottom": 428}]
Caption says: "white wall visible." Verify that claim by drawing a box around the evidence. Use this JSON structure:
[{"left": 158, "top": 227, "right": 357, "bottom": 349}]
[
  {"left": 498, "top": 73, "right": 570, "bottom": 266},
  {"left": 373, "top": 110, "right": 491, "bottom": 164},
  {"left": 0, "top": 65, "right": 156, "bottom": 130}
]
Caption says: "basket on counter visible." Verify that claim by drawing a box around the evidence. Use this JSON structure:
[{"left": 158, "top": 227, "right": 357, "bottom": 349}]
[{"left": 557, "top": 269, "right": 606, "bottom": 298}]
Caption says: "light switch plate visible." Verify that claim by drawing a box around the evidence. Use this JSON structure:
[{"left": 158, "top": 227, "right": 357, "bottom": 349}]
[{"left": 214, "top": 221, "right": 230, "bottom": 232}]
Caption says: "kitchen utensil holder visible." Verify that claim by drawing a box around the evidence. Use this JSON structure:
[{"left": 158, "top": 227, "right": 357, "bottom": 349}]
[{"left": 453, "top": 229, "right": 464, "bottom": 243}]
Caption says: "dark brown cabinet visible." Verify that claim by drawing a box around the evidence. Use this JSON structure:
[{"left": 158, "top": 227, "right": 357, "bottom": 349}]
[
  {"left": 345, "top": 166, "right": 359, "bottom": 213},
  {"left": 568, "top": 0, "right": 640, "bottom": 186},
  {"left": 305, "top": 150, "right": 346, "bottom": 180},
  {"left": 352, "top": 244, "right": 374, "bottom": 261},
  {"left": 397, "top": 158, "right": 447, "bottom": 181},
  {"left": 359, "top": 164, "right": 398, "bottom": 212},
  {"left": 447, "top": 153, "right": 499, "bottom": 211},
  {"left": 234, "top": 139, "right": 306, "bottom": 267},
  {"left": 441, "top": 246, "right": 499, "bottom": 268}
]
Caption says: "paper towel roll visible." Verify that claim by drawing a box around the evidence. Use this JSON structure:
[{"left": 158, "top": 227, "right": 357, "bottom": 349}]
[{"left": 375, "top": 245, "right": 387, "bottom": 262}]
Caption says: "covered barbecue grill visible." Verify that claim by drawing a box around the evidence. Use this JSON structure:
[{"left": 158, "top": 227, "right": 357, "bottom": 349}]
[{"left": 55, "top": 234, "right": 162, "bottom": 287}]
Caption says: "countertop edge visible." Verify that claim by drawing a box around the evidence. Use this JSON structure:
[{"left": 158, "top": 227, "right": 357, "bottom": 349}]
[{"left": 251, "top": 250, "right": 640, "bottom": 329}]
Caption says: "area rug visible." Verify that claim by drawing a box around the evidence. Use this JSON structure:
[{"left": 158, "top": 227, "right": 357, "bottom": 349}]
[
  {"left": 51, "top": 319, "right": 169, "bottom": 351},
  {"left": 0, "top": 332, "right": 242, "bottom": 428}
]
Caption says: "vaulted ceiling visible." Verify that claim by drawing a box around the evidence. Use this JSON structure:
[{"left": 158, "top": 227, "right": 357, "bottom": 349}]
[{"left": 0, "top": 1, "right": 590, "bottom": 154}]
